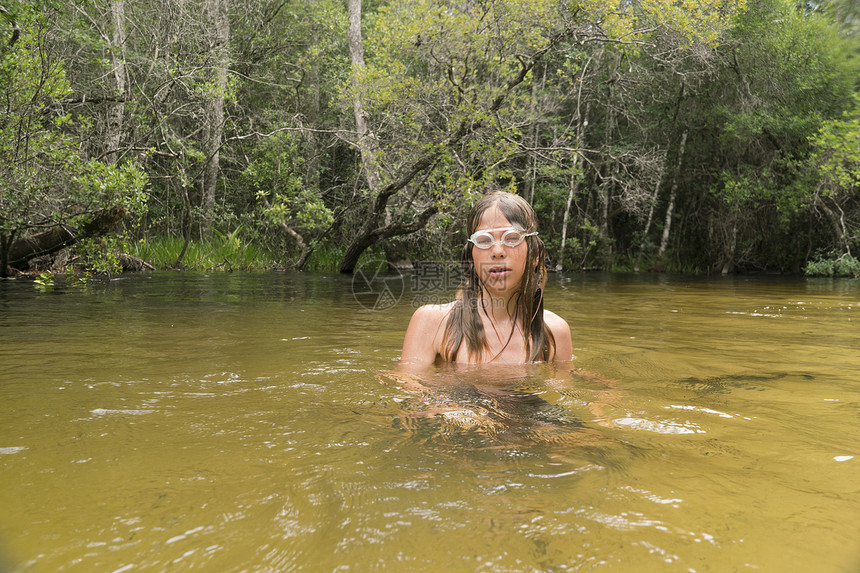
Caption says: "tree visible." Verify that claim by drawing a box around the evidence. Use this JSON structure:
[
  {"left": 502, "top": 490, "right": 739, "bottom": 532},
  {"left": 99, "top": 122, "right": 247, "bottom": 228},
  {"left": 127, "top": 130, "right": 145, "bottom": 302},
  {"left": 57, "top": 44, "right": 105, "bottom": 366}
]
[
  {"left": 808, "top": 97, "right": 860, "bottom": 256},
  {"left": 0, "top": 6, "right": 147, "bottom": 276},
  {"left": 5, "top": 0, "right": 853, "bottom": 275},
  {"left": 198, "top": 0, "right": 230, "bottom": 236},
  {"left": 335, "top": 0, "right": 749, "bottom": 273},
  {"left": 240, "top": 131, "right": 333, "bottom": 268},
  {"left": 675, "top": 0, "right": 858, "bottom": 272}
]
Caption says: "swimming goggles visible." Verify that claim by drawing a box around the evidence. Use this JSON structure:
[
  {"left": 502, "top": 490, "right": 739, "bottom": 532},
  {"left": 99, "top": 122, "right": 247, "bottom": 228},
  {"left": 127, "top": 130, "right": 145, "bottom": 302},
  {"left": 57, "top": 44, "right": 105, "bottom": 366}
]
[{"left": 468, "top": 227, "right": 538, "bottom": 249}]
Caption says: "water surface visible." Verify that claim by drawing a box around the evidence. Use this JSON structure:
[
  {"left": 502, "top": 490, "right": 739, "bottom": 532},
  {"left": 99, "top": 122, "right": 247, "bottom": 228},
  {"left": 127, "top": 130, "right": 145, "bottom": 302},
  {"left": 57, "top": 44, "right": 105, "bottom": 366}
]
[{"left": 0, "top": 272, "right": 858, "bottom": 572}]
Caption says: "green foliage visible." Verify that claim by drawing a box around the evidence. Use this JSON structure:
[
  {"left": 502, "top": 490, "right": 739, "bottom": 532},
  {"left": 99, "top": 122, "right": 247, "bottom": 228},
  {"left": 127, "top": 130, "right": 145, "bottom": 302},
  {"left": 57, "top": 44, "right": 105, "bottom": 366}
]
[
  {"left": 33, "top": 271, "right": 55, "bottom": 290},
  {"left": 346, "top": 0, "right": 569, "bottom": 188},
  {"left": 73, "top": 161, "right": 150, "bottom": 214},
  {"left": 0, "top": 10, "right": 75, "bottom": 236},
  {"left": 667, "top": 0, "right": 859, "bottom": 272},
  {"left": 2, "top": 0, "right": 856, "bottom": 277},
  {"left": 805, "top": 253, "right": 860, "bottom": 277},
  {"left": 0, "top": 6, "right": 149, "bottom": 275},
  {"left": 74, "top": 236, "right": 124, "bottom": 275},
  {"left": 241, "top": 132, "right": 333, "bottom": 234},
  {"left": 713, "top": 168, "right": 808, "bottom": 219},
  {"left": 637, "top": 0, "right": 747, "bottom": 47},
  {"left": 809, "top": 96, "right": 860, "bottom": 197}
]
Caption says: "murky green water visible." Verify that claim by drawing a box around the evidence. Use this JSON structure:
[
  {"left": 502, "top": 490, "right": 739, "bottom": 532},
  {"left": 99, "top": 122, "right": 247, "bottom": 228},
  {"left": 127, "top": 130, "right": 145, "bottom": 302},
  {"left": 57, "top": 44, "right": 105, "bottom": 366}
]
[{"left": 0, "top": 271, "right": 858, "bottom": 572}]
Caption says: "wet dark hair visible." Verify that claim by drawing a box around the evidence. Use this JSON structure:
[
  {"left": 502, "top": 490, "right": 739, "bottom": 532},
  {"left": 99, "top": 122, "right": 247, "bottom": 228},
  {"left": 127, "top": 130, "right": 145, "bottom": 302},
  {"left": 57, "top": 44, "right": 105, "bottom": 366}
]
[{"left": 441, "top": 191, "right": 555, "bottom": 362}]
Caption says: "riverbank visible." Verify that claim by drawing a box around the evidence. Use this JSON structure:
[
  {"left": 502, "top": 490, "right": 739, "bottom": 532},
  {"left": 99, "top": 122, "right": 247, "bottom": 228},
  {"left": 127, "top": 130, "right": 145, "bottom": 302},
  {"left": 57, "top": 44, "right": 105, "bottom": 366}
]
[{"left": 7, "top": 235, "right": 860, "bottom": 279}]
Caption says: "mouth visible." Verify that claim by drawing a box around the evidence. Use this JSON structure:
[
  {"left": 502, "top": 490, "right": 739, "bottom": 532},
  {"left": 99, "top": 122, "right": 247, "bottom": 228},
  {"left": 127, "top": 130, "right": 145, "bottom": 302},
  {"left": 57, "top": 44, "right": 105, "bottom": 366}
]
[{"left": 487, "top": 266, "right": 511, "bottom": 279}]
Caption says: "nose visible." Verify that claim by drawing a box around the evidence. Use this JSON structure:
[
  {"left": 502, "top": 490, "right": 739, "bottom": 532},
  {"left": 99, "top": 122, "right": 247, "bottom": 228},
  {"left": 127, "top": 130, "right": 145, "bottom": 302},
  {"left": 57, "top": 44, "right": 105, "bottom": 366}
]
[{"left": 490, "top": 241, "right": 506, "bottom": 258}]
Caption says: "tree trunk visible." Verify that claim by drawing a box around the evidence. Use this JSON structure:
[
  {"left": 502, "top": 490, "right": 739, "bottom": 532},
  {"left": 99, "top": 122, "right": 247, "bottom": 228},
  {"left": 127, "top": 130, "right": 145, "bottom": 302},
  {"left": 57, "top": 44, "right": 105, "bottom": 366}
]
[
  {"left": 657, "top": 129, "right": 688, "bottom": 259},
  {"left": 597, "top": 52, "right": 620, "bottom": 269},
  {"left": 557, "top": 56, "right": 592, "bottom": 272},
  {"left": 340, "top": 0, "right": 444, "bottom": 274},
  {"left": 0, "top": 230, "right": 15, "bottom": 278},
  {"left": 281, "top": 223, "right": 308, "bottom": 268},
  {"left": 338, "top": 0, "right": 387, "bottom": 274},
  {"left": 105, "top": 0, "right": 127, "bottom": 164},
  {"left": 557, "top": 169, "right": 578, "bottom": 272},
  {"left": 0, "top": 6, "right": 20, "bottom": 48},
  {"left": 341, "top": 230, "right": 381, "bottom": 274},
  {"left": 261, "top": 196, "right": 308, "bottom": 268},
  {"left": 815, "top": 194, "right": 852, "bottom": 257},
  {"left": 5, "top": 206, "right": 129, "bottom": 272},
  {"left": 721, "top": 214, "right": 738, "bottom": 274},
  {"left": 527, "top": 63, "right": 547, "bottom": 205},
  {"left": 339, "top": 203, "right": 438, "bottom": 273},
  {"left": 598, "top": 167, "right": 615, "bottom": 270},
  {"left": 199, "top": 0, "right": 229, "bottom": 237},
  {"left": 175, "top": 179, "right": 194, "bottom": 267},
  {"left": 634, "top": 149, "right": 666, "bottom": 272},
  {"left": 645, "top": 83, "right": 686, "bottom": 271},
  {"left": 347, "top": 0, "right": 382, "bottom": 195},
  {"left": 657, "top": 185, "right": 676, "bottom": 261}
]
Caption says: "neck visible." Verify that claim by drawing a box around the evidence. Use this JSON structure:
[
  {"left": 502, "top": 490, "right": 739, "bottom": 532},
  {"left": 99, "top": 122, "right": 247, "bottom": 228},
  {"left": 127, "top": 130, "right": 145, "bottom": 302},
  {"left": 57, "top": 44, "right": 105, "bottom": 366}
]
[{"left": 480, "top": 288, "right": 518, "bottom": 323}]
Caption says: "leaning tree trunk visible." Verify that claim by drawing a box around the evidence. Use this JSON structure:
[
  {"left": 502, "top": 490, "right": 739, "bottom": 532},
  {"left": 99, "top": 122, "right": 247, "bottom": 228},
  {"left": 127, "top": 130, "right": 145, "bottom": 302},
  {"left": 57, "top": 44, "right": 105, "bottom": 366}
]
[
  {"left": 0, "top": 6, "right": 20, "bottom": 48},
  {"left": 4, "top": 206, "right": 129, "bottom": 273},
  {"left": 648, "top": 83, "right": 687, "bottom": 271},
  {"left": 339, "top": 0, "right": 440, "bottom": 274},
  {"left": 0, "top": 230, "right": 17, "bottom": 278}
]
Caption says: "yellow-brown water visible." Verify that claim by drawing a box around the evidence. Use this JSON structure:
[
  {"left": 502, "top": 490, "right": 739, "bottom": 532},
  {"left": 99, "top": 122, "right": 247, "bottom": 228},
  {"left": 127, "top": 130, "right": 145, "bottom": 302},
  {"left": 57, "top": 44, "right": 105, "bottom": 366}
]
[{"left": 0, "top": 272, "right": 857, "bottom": 572}]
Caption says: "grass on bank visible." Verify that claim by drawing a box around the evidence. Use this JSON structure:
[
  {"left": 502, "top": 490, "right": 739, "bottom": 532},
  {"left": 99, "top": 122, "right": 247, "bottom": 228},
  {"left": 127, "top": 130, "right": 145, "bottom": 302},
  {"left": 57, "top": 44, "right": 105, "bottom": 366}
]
[
  {"left": 129, "top": 236, "right": 278, "bottom": 271},
  {"left": 127, "top": 236, "right": 378, "bottom": 273}
]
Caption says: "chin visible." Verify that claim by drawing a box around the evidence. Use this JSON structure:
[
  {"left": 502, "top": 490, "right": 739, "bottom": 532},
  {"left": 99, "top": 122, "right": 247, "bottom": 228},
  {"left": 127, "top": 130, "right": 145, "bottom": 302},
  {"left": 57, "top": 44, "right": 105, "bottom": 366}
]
[{"left": 482, "top": 276, "right": 520, "bottom": 294}]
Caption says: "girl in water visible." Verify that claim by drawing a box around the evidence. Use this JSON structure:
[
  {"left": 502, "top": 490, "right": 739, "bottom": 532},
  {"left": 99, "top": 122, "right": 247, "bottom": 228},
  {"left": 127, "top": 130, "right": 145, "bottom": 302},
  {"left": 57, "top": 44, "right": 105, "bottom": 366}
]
[{"left": 400, "top": 191, "right": 572, "bottom": 367}]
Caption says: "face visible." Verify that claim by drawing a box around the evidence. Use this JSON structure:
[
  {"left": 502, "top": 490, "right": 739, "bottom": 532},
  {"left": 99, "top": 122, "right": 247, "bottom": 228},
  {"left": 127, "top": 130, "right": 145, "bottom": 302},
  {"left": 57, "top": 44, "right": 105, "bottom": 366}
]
[{"left": 471, "top": 205, "right": 531, "bottom": 298}]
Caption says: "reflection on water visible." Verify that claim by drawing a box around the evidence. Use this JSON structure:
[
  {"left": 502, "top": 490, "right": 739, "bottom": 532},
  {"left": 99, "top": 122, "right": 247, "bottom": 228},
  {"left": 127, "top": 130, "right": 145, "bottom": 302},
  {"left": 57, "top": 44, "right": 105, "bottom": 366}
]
[{"left": 0, "top": 272, "right": 858, "bottom": 572}]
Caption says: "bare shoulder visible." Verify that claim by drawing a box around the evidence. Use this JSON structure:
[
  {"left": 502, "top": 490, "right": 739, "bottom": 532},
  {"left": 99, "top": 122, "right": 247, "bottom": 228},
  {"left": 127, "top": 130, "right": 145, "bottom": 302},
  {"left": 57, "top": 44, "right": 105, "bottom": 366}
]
[
  {"left": 543, "top": 309, "right": 570, "bottom": 332},
  {"left": 543, "top": 309, "right": 573, "bottom": 361},
  {"left": 400, "top": 303, "right": 455, "bottom": 366},
  {"left": 409, "top": 302, "right": 454, "bottom": 327}
]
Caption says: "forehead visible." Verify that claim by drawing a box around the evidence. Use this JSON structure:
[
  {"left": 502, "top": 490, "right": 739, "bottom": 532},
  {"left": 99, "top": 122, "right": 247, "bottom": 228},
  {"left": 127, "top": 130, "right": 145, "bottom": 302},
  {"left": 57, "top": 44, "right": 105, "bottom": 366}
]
[{"left": 475, "top": 205, "right": 512, "bottom": 230}]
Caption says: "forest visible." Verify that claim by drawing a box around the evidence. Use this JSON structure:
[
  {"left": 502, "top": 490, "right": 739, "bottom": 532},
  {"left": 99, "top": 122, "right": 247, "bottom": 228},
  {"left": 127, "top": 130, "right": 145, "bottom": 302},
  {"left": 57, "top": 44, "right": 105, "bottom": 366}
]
[{"left": 0, "top": 0, "right": 858, "bottom": 278}]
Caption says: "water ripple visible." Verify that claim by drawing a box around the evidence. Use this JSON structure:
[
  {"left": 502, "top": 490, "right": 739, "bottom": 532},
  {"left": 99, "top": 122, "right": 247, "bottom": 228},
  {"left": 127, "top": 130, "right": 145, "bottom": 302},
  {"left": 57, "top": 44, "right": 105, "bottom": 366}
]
[{"left": 614, "top": 417, "right": 705, "bottom": 434}]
